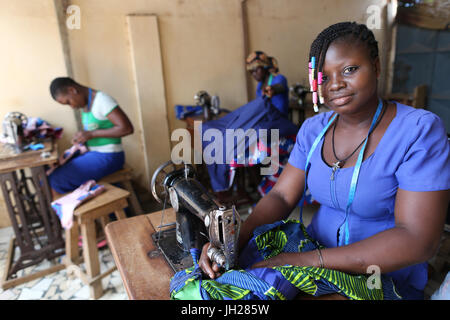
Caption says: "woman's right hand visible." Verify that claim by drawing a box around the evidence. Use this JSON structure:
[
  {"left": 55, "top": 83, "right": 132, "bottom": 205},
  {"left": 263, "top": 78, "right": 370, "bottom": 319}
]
[{"left": 198, "top": 242, "right": 222, "bottom": 279}]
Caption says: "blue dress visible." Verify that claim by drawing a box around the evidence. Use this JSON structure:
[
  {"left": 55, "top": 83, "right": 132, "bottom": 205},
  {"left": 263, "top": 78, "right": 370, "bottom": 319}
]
[
  {"left": 288, "top": 102, "right": 450, "bottom": 299},
  {"left": 48, "top": 151, "right": 124, "bottom": 194},
  {"left": 256, "top": 74, "right": 289, "bottom": 116}
]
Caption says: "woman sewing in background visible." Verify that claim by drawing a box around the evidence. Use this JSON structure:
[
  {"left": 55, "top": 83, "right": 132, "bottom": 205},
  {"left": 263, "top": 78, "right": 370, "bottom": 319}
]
[
  {"left": 246, "top": 51, "right": 289, "bottom": 116},
  {"left": 48, "top": 77, "right": 134, "bottom": 198},
  {"left": 199, "top": 22, "right": 450, "bottom": 300}
]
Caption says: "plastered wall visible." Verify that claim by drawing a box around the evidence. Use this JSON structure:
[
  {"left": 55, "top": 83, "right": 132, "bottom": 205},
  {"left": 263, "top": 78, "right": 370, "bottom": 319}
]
[{"left": 0, "top": 0, "right": 74, "bottom": 227}]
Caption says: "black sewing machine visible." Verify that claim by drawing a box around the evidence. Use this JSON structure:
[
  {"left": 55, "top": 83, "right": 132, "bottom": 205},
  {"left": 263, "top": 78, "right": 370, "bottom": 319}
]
[{"left": 150, "top": 161, "right": 241, "bottom": 272}]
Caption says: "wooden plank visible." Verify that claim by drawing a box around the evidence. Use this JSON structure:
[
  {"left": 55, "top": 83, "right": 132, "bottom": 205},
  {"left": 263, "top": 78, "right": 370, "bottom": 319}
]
[
  {"left": 126, "top": 14, "right": 171, "bottom": 190},
  {"left": 80, "top": 219, "right": 103, "bottom": 299},
  {"left": 66, "top": 262, "right": 116, "bottom": 286},
  {"left": 77, "top": 198, "right": 128, "bottom": 224},
  {"left": 0, "top": 140, "right": 53, "bottom": 160},
  {"left": 114, "top": 208, "right": 127, "bottom": 220},
  {"left": 1, "top": 237, "right": 16, "bottom": 287},
  {"left": 105, "top": 213, "right": 174, "bottom": 300},
  {"left": 99, "top": 168, "right": 133, "bottom": 184},
  {"left": 73, "top": 184, "right": 129, "bottom": 216},
  {"left": 2, "top": 263, "right": 65, "bottom": 290},
  {"left": 52, "top": 0, "right": 82, "bottom": 131},
  {"left": 65, "top": 218, "right": 80, "bottom": 265}
]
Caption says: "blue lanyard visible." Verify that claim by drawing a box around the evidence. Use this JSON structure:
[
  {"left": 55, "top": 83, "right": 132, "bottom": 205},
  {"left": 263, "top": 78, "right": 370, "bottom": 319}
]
[
  {"left": 87, "top": 88, "right": 93, "bottom": 111},
  {"left": 300, "top": 99, "right": 383, "bottom": 246}
]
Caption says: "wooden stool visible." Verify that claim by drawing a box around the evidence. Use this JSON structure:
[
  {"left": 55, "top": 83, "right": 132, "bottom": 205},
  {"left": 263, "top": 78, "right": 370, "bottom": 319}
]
[
  {"left": 63, "top": 183, "right": 130, "bottom": 299},
  {"left": 99, "top": 165, "right": 143, "bottom": 216}
]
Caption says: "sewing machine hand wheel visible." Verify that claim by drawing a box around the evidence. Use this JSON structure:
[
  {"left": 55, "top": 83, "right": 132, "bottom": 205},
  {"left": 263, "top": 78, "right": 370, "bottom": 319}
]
[{"left": 150, "top": 160, "right": 196, "bottom": 203}]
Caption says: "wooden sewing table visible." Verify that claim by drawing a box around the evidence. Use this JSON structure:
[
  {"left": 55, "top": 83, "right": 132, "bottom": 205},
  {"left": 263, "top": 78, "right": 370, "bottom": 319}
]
[
  {"left": 0, "top": 140, "right": 66, "bottom": 289},
  {"left": 105, "top": 208, "right": 177, "bottom": 300}
]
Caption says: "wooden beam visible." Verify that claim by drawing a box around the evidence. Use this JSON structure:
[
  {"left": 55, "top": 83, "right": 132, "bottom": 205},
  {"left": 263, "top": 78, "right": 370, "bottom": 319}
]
[
  {"left": 240, "top": 0, "right": 251, "bottom": 103},
  {"left": 52, "top": 0, "right": 82, "bottom": 131},
  {"left": 126, "top": 14, "right": 172, "bottom": 190}
]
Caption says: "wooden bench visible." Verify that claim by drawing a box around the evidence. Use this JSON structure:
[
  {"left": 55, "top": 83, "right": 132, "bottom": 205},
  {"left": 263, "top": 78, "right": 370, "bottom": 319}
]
[
  {"left": 63, "top": 183, "right": 130, "bottom": 299},
  {"left": 99, "top": 165, "right": 143, "bottom": 216}
]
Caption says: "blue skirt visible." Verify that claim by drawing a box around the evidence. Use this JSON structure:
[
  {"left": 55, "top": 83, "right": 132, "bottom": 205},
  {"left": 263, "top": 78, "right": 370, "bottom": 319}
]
[{"left": 48, "top": 151, "right": 125, "bottom": 194}]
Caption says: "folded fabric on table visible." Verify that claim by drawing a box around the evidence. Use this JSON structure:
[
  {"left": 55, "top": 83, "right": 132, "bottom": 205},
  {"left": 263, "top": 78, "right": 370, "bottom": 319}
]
[
  {"left": 51, "top": 180, "right": 105, "bottom": 229},
  {"left": 174, "top": 105, "right": 203, "bottom": 120},
  {"left": 170, "top": 220, "right": 403, "bottom": 300}
]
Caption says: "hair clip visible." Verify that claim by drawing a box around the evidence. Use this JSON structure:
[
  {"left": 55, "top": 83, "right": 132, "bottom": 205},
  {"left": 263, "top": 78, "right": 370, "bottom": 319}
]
[
  {"left": 308, "top": 62, "right": 313, "bottom": 92},
  {"left": 313, "top": 92, "right": 319, "bottom": 113},
  {"left": 318, "top": 72, "right": 324, "bottom": 104}
]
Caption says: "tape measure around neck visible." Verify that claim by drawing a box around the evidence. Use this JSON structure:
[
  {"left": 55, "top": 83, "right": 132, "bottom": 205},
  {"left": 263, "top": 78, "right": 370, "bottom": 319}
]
[{"left": 300, "top": 99, "right": 384, "bottom": 246}]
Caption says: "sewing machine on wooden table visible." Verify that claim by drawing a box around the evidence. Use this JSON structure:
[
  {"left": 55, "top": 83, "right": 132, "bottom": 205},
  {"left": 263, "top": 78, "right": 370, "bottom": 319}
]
[{"left": 105, "top": 161, "right": 346, "bottom": 300}]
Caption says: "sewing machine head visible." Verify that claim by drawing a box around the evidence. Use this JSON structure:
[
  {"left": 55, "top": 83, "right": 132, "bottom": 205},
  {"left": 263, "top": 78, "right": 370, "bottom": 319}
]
[
  {"left": 204, "top": 205, "right": 241, "bottom": 270},
  {"left": 194, "top": 90, "right": 221, "bottom": 120},
  {"left": 1, "top": 112, "right": 27, "bottom": 153},
  {"left": 151, "top": 161, "right": 241, "bottom": 271}
]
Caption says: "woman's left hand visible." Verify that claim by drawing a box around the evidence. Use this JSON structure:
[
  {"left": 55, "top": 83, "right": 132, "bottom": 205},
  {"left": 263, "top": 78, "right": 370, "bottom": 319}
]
[
  {"left": 250, "top": 252, "right": 313, "bottom": 269},
  {"left": 251, "top": 254, "right": 285, "bottom": 269},
  {"left": 72, "top": 130, "right": 93, "bottom": 144},
  {"left": 251, "top": 253, "right": 299, "bottom": 269}
]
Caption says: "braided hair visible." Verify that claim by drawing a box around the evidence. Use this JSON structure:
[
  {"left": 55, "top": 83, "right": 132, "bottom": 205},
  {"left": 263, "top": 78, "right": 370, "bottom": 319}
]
[{"left": 308, "top": 22, "right": 379, "bottom": 111}]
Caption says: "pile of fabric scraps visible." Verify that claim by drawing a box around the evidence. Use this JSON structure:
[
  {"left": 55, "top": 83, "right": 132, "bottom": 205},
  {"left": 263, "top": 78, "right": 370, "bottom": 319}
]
[
  {"left": 23, "top": 117, "right": 63, "bottom": 141},
  {"left": 51, "top": 180, "right": 105, "bottom": 229}
]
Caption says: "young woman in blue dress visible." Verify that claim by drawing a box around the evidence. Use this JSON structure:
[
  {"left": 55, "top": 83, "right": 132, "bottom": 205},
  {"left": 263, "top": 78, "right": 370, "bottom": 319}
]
[{"left": 199, "top": 22, "right": 450, "bottom": 300}]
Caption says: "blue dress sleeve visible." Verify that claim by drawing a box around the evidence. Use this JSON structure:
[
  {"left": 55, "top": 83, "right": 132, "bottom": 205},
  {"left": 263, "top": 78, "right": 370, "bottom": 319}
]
[
  {"left": 270, "top": 75, "right": 289, "bottom": 115},
  {"left": 395, "top": 112, "right": 450, "bottom": 191},
  {"left": 256, "top": 81, "right": 262, "bottom": 98}
]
